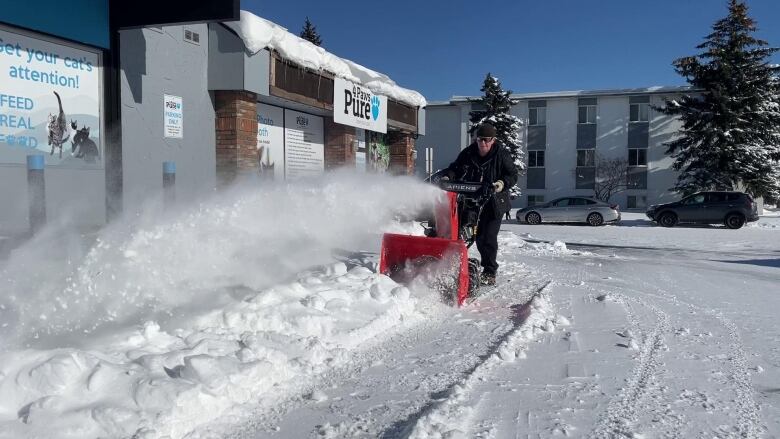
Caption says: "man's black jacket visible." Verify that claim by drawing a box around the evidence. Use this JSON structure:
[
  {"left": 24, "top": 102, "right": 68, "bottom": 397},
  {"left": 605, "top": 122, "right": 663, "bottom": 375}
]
[{"left": 444, "top": 141, "right": 519, "bottom": 217}]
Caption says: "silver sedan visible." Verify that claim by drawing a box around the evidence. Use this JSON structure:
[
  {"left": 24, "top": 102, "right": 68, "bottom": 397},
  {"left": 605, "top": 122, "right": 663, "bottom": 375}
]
[{"left": 515, "top": 197, "right": 621, "bottom": 226}]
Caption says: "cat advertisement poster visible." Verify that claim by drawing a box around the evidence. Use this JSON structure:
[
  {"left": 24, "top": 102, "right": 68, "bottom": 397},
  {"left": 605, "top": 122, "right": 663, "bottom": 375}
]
[
  {"left": 0, "top": 26, "right": 102, "bottom": 167},
  {"left": 257, "top": 103, "right": 284, "bottom": 181}
]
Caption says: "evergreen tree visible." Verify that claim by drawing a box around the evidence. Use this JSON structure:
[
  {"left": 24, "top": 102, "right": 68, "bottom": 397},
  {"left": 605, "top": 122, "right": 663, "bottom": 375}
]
[
  {"left": 657, "top": 0, "right": 780, "bottom": 200},
  {"left": 469, "top": 73, "right": 526, "bottom": 196},
  {"left": 299, "top": 17, "right": 322, "bottom": 47}
]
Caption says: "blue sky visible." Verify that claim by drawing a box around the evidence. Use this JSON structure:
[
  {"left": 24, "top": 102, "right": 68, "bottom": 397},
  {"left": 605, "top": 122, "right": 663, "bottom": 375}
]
[{"left": 242, "top": 0, "right": 780, "bottom": 102}]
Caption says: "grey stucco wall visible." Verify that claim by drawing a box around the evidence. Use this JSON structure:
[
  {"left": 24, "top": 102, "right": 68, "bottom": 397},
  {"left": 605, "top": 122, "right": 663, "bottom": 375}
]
[
  {"left": 414, "top": 105, "right": 463, "bottom": 178},
  {"left": 646, "top": 94, "right": 684, "bottom": 206},
  {"left": 120, "top": 25, "right": 216, "bottom": 213},
  {"left": 208, "top": 24, "right": 270, "bottom": 96}
]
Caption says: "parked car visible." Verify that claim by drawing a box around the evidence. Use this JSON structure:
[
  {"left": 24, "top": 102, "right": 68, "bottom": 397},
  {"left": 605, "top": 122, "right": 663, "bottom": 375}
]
[
  {"left": 516, "top": 197, "right": 620, "bottom": 226},
  {"left": 646, "top": 191, "right": 758, "bottom": 229}
]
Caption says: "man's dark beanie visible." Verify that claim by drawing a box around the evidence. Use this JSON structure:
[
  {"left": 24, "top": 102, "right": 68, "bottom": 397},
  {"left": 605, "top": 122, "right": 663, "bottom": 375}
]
[{"left": 476, "top": 123, "right": 496, "bottom": 138}]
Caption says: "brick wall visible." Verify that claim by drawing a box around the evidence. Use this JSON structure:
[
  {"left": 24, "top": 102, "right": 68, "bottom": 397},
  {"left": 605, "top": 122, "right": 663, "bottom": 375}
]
[
  {"left": 388, "top": 131, "right": 415, "bottom": 175},
  {"left": 324, "top": 118, "right": 356, "bottom": 170},
  {"left": 215, "top": 90, "right": 258, "bottom": 186}
]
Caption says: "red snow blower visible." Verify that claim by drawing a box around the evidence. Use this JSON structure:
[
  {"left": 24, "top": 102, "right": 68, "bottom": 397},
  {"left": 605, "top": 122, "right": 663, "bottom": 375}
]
[{"left": 379, "top": 175, "right": 494, "bottom": 306}]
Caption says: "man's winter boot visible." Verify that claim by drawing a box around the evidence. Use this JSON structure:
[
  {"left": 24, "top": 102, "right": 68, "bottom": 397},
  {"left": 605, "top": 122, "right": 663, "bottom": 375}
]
[{"left": 480, "top": 272, "right": 496, "bottom": 286}]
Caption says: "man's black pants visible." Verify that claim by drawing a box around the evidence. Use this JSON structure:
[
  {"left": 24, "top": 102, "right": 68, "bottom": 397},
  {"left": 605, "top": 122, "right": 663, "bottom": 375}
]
[{"left": 476, "top": 209, "right": 502, "bottom": 276}]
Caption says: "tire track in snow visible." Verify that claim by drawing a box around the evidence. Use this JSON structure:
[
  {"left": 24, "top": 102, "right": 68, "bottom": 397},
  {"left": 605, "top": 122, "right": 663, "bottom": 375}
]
[
  {"left": 572, "top": 251, "right": 763, "bottom": 438},
  {"left": 631, "top": 274, "right": 764, "bottom": 438},
  {"left": 398, "top": 281, "right": 557, "bottom": 439},
  {"left": 586, "top": 289, "right": 672, "bottom": 439}
]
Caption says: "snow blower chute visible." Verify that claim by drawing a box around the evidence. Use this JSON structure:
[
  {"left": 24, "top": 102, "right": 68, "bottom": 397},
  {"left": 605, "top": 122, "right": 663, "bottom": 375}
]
[{"left": 379, "top": 179, "right": 494, "bottom": 306}]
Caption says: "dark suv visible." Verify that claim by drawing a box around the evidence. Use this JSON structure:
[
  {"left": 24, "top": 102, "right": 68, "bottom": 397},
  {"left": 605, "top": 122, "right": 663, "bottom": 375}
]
[{"left": 646, "top": 191, "right": 758, "bottom": 229}]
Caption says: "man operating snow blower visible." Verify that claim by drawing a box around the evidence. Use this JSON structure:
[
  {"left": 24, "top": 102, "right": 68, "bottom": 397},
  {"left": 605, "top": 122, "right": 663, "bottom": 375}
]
[{"left": 439, "top": 123, "right": 518, "bottom": 286}]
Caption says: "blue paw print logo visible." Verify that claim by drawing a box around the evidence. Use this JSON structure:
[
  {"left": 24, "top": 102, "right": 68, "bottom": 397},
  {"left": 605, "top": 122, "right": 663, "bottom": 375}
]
[{"left": 371, "top": 95, "right": 381, "bottom": 121}]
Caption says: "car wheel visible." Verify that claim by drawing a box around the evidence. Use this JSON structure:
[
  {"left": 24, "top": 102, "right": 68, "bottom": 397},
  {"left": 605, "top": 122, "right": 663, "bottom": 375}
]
[
  {"left": 587, "top": 212, "right": 604, "bottom": 226},
  {"left": 725, "top": 213, "right": 745, "bottom": 229},
  {"left": 526, "top": 212, "right": 542, "bottom": 225},
  {"left": 658, "top": 212, "right": 677, "bottom": 227}
]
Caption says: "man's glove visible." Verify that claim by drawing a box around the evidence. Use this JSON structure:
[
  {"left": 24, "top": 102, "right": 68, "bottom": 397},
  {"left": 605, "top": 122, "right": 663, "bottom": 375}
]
[{"left": 492, "top": 180, "right": 505, "bottom": 193}]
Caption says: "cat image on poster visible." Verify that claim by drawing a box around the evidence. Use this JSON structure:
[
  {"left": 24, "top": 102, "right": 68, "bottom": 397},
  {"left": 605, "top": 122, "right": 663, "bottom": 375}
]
[
  {"left": 47, "top": 91, "right": 70, "bottom": 158},
  {"left": 370, "top": 142, "right": 390, "bottom": 173},
  {"left": 258, "top": 145, "right": 275, "bottom": 179},
  {"left": 70, "top": 120, "right": 100, "bottom": 163}
]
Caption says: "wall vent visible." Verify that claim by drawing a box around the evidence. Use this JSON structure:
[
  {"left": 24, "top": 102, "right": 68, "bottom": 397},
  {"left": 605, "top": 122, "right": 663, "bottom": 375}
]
[{"left": 184, "top": 29, "right": 200, "bottom": 45}]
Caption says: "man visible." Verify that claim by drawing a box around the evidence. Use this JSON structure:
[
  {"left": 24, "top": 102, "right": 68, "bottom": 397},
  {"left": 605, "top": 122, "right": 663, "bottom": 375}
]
[{"left": 441, "top": 123, "right": 518, "bottom": 286}]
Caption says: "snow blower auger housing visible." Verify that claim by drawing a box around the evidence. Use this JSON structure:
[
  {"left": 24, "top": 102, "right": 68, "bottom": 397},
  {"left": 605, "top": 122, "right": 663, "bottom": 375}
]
[{"left": 379, "top": 180, "right": 494, "bottom": 306}]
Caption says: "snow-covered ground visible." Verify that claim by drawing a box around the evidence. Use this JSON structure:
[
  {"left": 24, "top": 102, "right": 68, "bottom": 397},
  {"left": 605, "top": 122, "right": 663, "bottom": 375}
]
[{"left": 1, "top": 175, "right": 778, "bottom": 438}]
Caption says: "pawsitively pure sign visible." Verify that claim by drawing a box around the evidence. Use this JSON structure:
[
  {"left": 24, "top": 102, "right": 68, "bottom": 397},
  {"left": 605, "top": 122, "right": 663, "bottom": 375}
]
[
  {"left": 0, "top": 27, "right": 101, "bottom": 166},
  {"left": 333, "top": 77, "right": 387, "bottom": 134}
]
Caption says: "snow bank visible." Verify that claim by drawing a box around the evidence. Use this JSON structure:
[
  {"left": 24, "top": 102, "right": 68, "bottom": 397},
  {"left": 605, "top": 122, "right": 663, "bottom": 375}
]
[
  {"left": 0, "top": 171, "right": 447, "bottom": 438},
  {"left": 225, "top": 11, "right": 427, "bottom": 108},
  {"left": 499, "top": 232, "right": 593, "bottom": 257}
]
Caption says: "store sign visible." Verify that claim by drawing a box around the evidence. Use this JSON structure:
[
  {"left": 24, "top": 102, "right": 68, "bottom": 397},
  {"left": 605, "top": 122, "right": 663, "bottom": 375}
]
[
  {"left": 0, "top": 27, "right": 102, "bottom": 166},
  {"left": 257, "top": 103, "right": 284, "bottom": 180},
  {"left": 163, "top": 94, "right": 182, "bottom": 138},
  {"left": 333, "top": 76, "right": 387, "bottom": 133},
  {"left": 284, "top": 109, "right": 324, "bottom": 179}
]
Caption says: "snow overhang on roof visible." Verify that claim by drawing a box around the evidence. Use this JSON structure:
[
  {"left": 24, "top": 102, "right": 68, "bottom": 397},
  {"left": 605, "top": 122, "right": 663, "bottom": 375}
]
[
  {"left": 447, "top": 86, "right": 698, "bottom": 103},
  {"left": 225, "top": 11, "right": 427, "bottom": 108}
]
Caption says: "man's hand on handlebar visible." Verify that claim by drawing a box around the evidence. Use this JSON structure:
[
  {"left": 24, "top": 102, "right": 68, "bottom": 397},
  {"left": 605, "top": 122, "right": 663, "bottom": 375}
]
[{"left": 492, "top": 180, "right": 505, "bottom": 193}]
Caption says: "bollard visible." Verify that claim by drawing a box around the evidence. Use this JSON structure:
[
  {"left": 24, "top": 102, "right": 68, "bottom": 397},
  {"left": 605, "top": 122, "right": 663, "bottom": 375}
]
[
  {"left": 163, "top": 161, "right": 176, "bottom": 208},
  {"left": 27, "top": 155, "right": 46, "bottom": 233}
]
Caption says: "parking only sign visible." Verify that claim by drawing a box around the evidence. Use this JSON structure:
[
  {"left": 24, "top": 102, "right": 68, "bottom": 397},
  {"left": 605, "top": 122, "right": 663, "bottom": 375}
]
[{"left": 164, "top": 94, "right": 183, "bottom": 138}]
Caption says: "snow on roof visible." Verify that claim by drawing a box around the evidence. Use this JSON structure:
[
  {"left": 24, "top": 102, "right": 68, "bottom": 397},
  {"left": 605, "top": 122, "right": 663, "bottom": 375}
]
[
  {"left": 442, "top": 86, "right": 698, "bottom": 104},
  {"left": 225, "top": 11, "right": 427, "bottom": 108}
]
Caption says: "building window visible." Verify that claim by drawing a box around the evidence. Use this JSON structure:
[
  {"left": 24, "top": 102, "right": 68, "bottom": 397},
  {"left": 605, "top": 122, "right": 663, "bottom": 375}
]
[
  {"left": 627, "top": 167, "right": 647, "bottom": 189},
  {"left": 578, "top": 105, "right": 596, "bottom": 124},
  {"left": 529, "top": 107, "right": 546, "bottom": 126},
  {"left": 627, "top": 195, "right": 647, "bottom": 209},
  {"left": 628, "top": 148, "right": 647, "bottom": 166},
  {"left": 630, "top": 103, "right": 650, "bottom": 122},
  {"left": 576, "top": 166, "right": 595, "bottom": 189},
  {"left": 528, "top": 195, "right": 545, "bottom": 207},
  {"left": 577, "top": 149, "right": 595, "bottom": 167},
  {"left": 528, "top": 150, "right": 545, "bottom": 167}
]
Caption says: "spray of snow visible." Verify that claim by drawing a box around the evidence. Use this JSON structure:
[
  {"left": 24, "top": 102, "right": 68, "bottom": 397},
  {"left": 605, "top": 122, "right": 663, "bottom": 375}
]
[
  {"left": 0, "top": 171, "right": 442, "bottom": 348},
  {"left": 0, "top": 171, "right": 452, "bottom": 438}
]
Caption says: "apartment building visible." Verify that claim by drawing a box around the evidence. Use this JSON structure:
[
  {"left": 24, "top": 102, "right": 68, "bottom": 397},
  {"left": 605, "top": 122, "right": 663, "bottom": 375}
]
[{"left": 416, "top": 87, "right": 693, "bottom": 210}]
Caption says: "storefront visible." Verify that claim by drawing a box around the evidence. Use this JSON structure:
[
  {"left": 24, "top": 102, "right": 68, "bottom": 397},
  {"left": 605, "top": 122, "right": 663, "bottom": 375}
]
[
  {"left": 0, "top": 5, "right": 425, "bottom": 235},
  {"left": 211, "top": 12, "right": 426, "bottom": 185}
]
